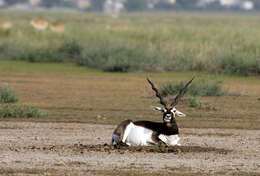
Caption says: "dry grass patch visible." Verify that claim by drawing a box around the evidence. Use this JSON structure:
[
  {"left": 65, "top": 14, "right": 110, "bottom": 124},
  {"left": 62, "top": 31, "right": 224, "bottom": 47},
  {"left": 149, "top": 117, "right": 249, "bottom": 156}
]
[{"left": 0, "top": 61, "right": 260, "bottom": 129}]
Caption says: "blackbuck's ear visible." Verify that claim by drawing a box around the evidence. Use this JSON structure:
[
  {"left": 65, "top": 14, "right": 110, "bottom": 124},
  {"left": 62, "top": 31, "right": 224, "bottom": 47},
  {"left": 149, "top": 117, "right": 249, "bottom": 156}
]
[
  {"left": 176, "top": 110, "right": 186, "bottom": 117},
  {"left": 152, "top": 106, "right": 165, "bottom": 112}
]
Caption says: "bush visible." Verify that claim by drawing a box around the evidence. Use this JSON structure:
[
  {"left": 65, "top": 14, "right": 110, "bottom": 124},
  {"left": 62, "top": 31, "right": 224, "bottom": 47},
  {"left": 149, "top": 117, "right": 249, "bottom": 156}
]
[
  {"left": 58, "top": 39, "right": 83, "bottom": 61},
  {"left": 187, "top": 96, "right": 201, "bottom": 108},
  {"left": 11, "top": 45, "right": 65, "bottom": 62},
  {"left": 0, "top": 87, "right": 18, "bottom": 103},
  {"left": 160, "top": 78, "right": 226, "bottom": 98},
  {"left": 212, "top": 54, "right": 260, "bottom": 76},
  {"left": 0, "top": 40, "right": 84, "bottom": 63},
  {"left": 79, "top": 42, "right": 163, "bottom": 72},
  {"left": 0, "top": 104, "right": 47, "bottom": 118}
]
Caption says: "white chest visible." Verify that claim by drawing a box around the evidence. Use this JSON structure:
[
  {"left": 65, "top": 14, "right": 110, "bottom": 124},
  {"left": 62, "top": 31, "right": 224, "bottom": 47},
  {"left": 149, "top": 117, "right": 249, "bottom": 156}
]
[
  {"left": 158, "top": 134, "right": 180, "bottom": 146},
  {"left": 122, "top": 122, "right": 180, "bottom": 146}
]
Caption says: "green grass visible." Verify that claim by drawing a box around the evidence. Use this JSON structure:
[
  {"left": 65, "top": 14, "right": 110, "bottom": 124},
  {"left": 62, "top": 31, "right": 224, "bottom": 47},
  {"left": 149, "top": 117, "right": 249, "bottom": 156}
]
[
  {"left": 0, "top": 104, "right": 47, "bottom": 118},
  {"left": 0, "top": 86, "right": 18, "bottom": 103},
  {"left": 1, "top": 11, "right": 260, "bottom": 75}
]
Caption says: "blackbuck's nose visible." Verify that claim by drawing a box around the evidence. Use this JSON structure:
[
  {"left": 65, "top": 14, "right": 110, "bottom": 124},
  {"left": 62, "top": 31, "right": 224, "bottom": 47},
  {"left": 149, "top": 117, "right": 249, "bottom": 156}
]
[{"left": 166, "top": 114, "right": 171, "bottom": 118}]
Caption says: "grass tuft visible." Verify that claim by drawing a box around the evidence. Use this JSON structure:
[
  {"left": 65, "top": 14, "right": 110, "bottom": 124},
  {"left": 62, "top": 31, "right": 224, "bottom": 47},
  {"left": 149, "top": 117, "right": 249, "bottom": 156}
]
[
  {"left": 160, "top": 78, "right": 226, "bottom": 98},
  {"left": 0, "top": 86, "right": 18, "bottom": 103},
  {"left": 186, "top": 96, "right": 202, "bottom": 108},
  {"left": 0, "top": 104, "right": 47, "bottom": 118}
]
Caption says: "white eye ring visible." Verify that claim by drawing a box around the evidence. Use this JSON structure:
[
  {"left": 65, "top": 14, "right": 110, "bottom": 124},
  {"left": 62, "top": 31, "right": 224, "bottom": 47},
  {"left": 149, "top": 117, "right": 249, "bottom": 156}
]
[{"left": 171, "top": 109, "right": 176, "bottom": 113}]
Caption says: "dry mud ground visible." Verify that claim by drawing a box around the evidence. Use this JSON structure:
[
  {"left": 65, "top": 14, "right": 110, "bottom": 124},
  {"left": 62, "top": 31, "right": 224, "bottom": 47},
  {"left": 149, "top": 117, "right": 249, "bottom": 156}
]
[{"left": 0, "top": 122, "right": 259, "bottom": 176}]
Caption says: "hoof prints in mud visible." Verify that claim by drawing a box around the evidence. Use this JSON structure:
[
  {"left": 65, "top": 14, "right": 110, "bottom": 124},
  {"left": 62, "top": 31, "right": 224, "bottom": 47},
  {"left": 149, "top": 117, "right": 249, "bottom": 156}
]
[{"left": 72, "top": 143, "right": 231, "bottom": 154}]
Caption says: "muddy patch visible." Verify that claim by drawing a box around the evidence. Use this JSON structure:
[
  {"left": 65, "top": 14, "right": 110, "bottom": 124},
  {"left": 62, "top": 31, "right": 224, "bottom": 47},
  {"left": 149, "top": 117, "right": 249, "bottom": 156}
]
[
  {"left": 19, "top": 143, "right": 231, "bottom": 155},
  {"left": 72, "top": 143, "right": 232, "bottom": 154}
]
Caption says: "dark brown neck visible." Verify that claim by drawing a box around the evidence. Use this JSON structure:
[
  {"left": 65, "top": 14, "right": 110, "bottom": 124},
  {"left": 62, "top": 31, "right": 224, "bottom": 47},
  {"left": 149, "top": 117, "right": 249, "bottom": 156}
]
[
  {"left": 134, "top": 120, "right": 179, "bottom": 135},
  {"left": 164, "top": 120, "right": 179, "bottom": 134}
]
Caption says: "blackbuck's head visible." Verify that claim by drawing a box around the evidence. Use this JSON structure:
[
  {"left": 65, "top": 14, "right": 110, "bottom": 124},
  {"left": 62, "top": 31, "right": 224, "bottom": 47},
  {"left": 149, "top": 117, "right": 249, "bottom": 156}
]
[{"left": 147, "top": 77, "right": 194, "bottom": 123}]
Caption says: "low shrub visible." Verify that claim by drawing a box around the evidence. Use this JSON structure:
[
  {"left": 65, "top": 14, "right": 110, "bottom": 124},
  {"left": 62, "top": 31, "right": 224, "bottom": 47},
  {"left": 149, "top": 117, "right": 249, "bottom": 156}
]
[
  {"left": 11, "top": 45, "right": 65, "bottom": 62},
  {"left": 78, "top": 42, "right": 163, "bottom": 72},
  {"left": 58, "top": 39, "right": 83, "bottom": 61},
  {"left": 0, "top": 86, "right": 18, "bottom": 103},
  {"left": 163, "top": 50, "right": 196, "bottom": 72},
  {"left": 1, "top": 39, "right": 259, "bottom": 75},
  {"left": 186, "top": 96, "right": 201, "bottom": 108},
  {"left": 212, "top": 54, "right": 260, "bottom": 76},
  {"left": 0, "top": 104, "right": 47, "bottom": 118},
  {"left": 0, "top": 40, "right": 83, "bottom": 63},
  {"left": 160, "top": 78, "right": 226, "bottom": 98}
]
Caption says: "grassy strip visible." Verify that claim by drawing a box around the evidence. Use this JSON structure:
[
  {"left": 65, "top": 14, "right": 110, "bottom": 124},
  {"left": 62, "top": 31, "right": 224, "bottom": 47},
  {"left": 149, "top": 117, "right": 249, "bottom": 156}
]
[{"left": 1, "top": 12, "right": 260, "bottom": 75}]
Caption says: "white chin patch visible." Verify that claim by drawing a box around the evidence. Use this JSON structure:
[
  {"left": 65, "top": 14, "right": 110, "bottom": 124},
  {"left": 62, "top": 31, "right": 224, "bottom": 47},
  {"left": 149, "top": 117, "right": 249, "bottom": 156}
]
[{"left": 164, "top": 118, "right": 171, "bottom": 122}]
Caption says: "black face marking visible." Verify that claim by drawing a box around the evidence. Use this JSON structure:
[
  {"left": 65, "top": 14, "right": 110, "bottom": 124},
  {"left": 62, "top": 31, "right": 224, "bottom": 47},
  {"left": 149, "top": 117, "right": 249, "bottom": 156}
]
[{"left": 162, "top": 108, "right": 174, "bottom": 122}]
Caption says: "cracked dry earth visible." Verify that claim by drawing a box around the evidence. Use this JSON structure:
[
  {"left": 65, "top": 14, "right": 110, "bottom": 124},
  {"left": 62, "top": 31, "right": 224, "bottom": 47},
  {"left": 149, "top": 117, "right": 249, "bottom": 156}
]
[{"left": 0, "top": 122, "right": 259, "bottom": 176}]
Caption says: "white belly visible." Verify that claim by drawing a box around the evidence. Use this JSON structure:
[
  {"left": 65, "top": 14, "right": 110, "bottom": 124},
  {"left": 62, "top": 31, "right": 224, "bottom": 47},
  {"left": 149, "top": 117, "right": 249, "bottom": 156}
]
[
  {"left": 122, "top": 122, "right": 180, "bottom": 146},
  {"left": 123, "top": 122, "right": 155, "bottom": 146}
]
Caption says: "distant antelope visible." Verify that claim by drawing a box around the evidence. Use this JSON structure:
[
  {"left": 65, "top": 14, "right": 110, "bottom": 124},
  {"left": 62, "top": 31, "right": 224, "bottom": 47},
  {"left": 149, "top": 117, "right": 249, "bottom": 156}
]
[
  {"left": 0, "top": 21, "right": 12, "bottom": 30},
  {"left": 50, "top": 23, "right": 65, "bottom": 33},
  {"left": 30, "top": 19, "right": 48, "bottom": 30},
  {"left": 112, "top": 77, "right": 194, "bottom": 146}
]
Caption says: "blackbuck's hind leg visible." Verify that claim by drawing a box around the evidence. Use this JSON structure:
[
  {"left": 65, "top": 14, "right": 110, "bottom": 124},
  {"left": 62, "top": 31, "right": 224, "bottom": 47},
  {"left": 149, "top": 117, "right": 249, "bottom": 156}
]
[{"left": 111, "top": 120, "right": 132, "bottom": 145}]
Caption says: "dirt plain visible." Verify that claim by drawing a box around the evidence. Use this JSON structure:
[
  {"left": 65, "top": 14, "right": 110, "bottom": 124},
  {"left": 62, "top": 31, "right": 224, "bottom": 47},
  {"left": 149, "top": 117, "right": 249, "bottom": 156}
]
[{"left": 0, "top": 122, "right": 259, "bottom": 176}]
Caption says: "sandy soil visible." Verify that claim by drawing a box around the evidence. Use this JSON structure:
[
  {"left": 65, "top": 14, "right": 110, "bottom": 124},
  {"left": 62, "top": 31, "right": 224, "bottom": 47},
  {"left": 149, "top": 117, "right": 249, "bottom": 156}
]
[{"left": 0, "top": 122, "right": 259, "bottom": 175}]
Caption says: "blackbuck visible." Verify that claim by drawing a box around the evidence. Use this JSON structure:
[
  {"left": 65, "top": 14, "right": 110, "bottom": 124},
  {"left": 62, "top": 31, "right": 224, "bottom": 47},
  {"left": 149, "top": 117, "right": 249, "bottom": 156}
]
[
  {"left": 30, "top": 19, "right": 48, "bottom": 30},
  {"left": 112, "top": 77, "right": 194, "bottom": 146},
  {"left": 50, "top": 23, "right": 65, "bottom": 33}
]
